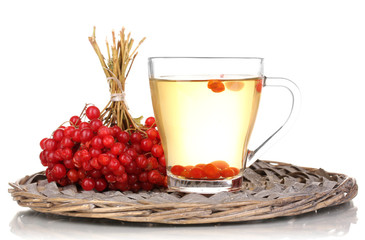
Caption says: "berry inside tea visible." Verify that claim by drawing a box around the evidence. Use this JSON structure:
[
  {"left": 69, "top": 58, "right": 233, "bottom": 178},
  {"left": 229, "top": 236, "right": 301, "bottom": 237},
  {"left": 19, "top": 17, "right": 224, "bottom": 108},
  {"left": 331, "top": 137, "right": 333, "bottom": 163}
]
[{"left": 150, "top": 75, "right": 262, "bottom": 182}]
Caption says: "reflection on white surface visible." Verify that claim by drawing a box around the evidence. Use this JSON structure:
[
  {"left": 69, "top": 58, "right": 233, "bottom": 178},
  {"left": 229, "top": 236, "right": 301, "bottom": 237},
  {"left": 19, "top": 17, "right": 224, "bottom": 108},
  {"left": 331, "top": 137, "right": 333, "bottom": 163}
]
[{"left": 10, "top": 202, "right": 357, "bottom": 240}]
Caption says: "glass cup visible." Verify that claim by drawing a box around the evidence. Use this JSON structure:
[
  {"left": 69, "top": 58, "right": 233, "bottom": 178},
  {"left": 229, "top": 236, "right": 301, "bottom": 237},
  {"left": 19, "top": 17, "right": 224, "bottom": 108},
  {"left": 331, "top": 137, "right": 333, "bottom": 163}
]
[{"left": 148, "top": 57, "right": 300, "bottom": 194}]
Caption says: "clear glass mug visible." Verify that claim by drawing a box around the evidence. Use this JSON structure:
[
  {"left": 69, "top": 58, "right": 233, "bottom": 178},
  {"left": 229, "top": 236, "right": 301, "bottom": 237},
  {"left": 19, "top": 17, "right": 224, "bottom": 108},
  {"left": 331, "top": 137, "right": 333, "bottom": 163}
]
[{"left": 148, "top": 57, "right": 300, "bottom": 194}]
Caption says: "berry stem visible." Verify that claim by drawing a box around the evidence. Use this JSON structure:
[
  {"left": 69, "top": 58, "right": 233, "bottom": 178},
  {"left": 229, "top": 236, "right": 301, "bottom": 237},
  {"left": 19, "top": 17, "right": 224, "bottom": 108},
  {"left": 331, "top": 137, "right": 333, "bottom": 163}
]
[{"left": 89, "top": 27, "right": 146, "bottom": 133}]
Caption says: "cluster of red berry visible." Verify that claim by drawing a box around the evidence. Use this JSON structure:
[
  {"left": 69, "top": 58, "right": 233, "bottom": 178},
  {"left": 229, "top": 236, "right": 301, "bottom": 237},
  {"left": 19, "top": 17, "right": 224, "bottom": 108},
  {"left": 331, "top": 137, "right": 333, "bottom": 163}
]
[{"left": 39, "top": 106, "right": 166, "bottom": 192}]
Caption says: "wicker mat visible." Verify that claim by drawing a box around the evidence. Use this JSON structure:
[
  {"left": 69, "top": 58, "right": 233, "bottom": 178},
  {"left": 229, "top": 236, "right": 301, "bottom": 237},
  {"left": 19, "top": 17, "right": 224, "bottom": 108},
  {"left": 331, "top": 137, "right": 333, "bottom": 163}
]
[{"left": 8, "top": 160, "right": 358, "bottom": 225}]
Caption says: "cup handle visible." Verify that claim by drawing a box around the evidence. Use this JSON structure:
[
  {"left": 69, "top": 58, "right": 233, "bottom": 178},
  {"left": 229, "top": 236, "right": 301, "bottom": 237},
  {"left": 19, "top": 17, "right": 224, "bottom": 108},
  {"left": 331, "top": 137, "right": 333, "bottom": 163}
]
[{"left": 245, "top": 76, "right": 301, "bottom": 167}]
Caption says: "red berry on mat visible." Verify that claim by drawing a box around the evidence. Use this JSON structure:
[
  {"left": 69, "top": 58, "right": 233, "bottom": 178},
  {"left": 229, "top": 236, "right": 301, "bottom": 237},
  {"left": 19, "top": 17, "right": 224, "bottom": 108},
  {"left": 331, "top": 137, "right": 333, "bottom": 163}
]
[
  {"left": 151, "top": 144, "right": 164, "bottom": 158},
  {"left": 130, "top": 132, "right": 143, "bottom": 144},
  {"left": 67, "top": 169, "right": 79, "bottom": 183},
  {"left": 95, "top": 178, "right": 107, "bottom": 192},
  {"left": 90, "top": 119, "right": 103, "bottom": 131},
  {"left": 140, "top": 138, "right": 153, "bottom": 152},
  {"left": 53, "top": 129, "right": 64, "bottom": 142},
  {"left": 86, "top": 106, "right": 100, "bottom": 120},
  {"left": 145, "top": 117, "right": 156, "bottom": 128},
  {"left": 81, "top": 177, "right": 95, "bottom": 191},
  {"left": 102, "top": 135, "right": 115, "bottom": 148},
  {"left": 52, "top": 163, "right": 67, "bottom": 179},
  {"left": 70, "top": 116, "right": 81, "bottom": 126}
]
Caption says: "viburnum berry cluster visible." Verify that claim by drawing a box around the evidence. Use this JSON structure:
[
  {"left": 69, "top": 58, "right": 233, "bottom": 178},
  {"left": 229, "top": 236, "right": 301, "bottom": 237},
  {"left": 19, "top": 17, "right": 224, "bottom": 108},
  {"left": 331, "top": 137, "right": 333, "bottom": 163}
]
[{"left": 39, "top": 105, "right": 166, "bottom": 192}]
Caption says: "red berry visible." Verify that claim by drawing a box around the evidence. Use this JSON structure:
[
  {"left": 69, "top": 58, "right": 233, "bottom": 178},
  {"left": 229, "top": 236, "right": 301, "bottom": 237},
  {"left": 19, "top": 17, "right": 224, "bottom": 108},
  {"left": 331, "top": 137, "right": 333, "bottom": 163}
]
[
  {"left": 126, "top": 148, "right": 138, "bottom": 160},
  {"left": 64, "top": 126, "right": 75, "bottom": 137},
  {"left": 208, "top": 80, "right": 225, "bottom": 93},
  {"left": 203, "top": 164, "right": 220, "bottom": 179},
  {"left": 231, "top": 167, "right": 240, "bottom": 175},
  {"left": 57, "top": 177, "right": 69, "bottom": 187},
  {"left": 146, "top": 157, "right": 159, "bottom": 170},
  {"left": 64, "top": 159, "right": 75, "bottom": 169},
  {"left": 138, "top": 172, "right": 148, "bottom": 182},
  {"left": 151, "top": 144, "right": 164, "bottom": 158},
  {"left": 220, "top": 168, "right": 236, "bottom": 178},
  {"left": 190, "top": 167, "right": 205, "bottom": 179},
  {"left": 60, "top": 147, "right": 73, "bottom": 160},
  {"left": 40, "top": 138, "right": 48, "bottom": 150},
  {"left": 115, "top": 181, "right": 129, "bottom": 191},
  {"left": 95, "top": 178, "right": 107, "bottom": 192},
  {"left": 86, "top": 106, "right": 100, "bottom": 120},
  {"left": 112, "top": 165, "right": 126, "bottom": 176},
  {"left": 79, "top": 122, "right": 90, "bottom": 130},
  {"left": 158, "top": 155, "right": 166, "bottom": 167},
  {"left": 98, "top": 153, "right": 111, "bottom": 166},
  {"left": 79, "top": 149, "right": 91, "bottom": 162},
  {"left": 131, "top": 143, "right": 143, "bottom": 154},
  {"left": 136, "top": 155, "right": 148, "bottom": 169},
  {"left": 145, "top": 117, "right": 156, "bottom": 128},
  {"left": 171, "top": 165, "right": 185, "bottom": 176},
  {"left": 126, "top": 161, "right": 138, "bottom": 174},
  {"left": 54, "top": 149, "right": 63, "bottom": 162},
  {"left": 108, "top": 158, "right": 121, "bottom": 171},
  {"left": 98, "top": 126, "right": 111, "bottom": 137},
  {"left": 146, "top": 128, "right": 158, "bottom": 140},
  {"left": 102, "top": 135, "right": 115, "bottom": 148},
  {"left": 89, "top": 148, "right": 102, "bottom": 158},
  {"left": 52, "top": 164, "right": 66, "bottom": 179},
  {"left": 46, "top": 168, "right": 55, "bottom": 182},
  {"left": 70, "top": 116, "right": 81, "bottom": 127},
  {"left": 53, "top": 129, "right": 64, "bottom": 142},
  {"left": 40, "top": 151, "right": 47, "bottom": 166},
  {"left": 110, "top": 142, "right": 126, "bottom": 155},
  {"left": 60, "top": 136, "right": 74, "bottom": 148},
  {"left": 130, "top": 182, "right": 141, "bottom": 193},
  {"left": 46, "top": 151, "right": 56, "bottom": 163},
  {"left": 91, "top": 136, "right": 103, "bottom": 149},
  {"left": 106, "top": 152, "right": 117, "bottom": 159},
  {"left": 82, "top": 160, "right": 93, "bottom": 171},
  {"left": 90, "top": 157, "right": 102, "bottom": 170},
  {"left": 72, "top": 152, "right": 82, "bottom": 168},
  {"left": 81, "top": 177, "right": 95, "bottom": 191},
  {"left": 90, "top": 119, "right": 103, "bottom": 131},
  {"left": 180, "top": 168, "right": 191, "bottom": 178},
  {"left": 256, "top": 79, "right": 263, "bottom": 93},
  {"left": 72, "top": 129, "right": 81, "bottom": 142},
  {"left": 45, "top": 139, "right": 57, "bottom": 151},
  {"left": 78, "top": 169, "right": 87, "bottom": 180},
  {"left": 211, "top": 160, "right": 230, "bottom": 170},
  {"left": 80, "top": 128, "right": 93, "bottom": 143},
  {"left": 148, "top": 170, "right": 163, "bottom": 184},
  {"left": 140, "top": 138, "right": 153, "bottom": 152},
  {"left": 110, "top": 125, "right": 122, "bottom": 136},
  {"left": 116, "top": 173, "right": 128, "bottom": 183},
  {"left": 117, "top": 131, "right": 130, "bottom": 144},
  {"left": 130, "top": 132, "right": 142, "bottom": 144},
  {"left": 105, "top": 174, "right": 116, "bottom": 183},
  {"left": 67, "top": 169, "right": 79, "bottom": 183},
  {"left": 141, "top": 182, "right": 154, "bottom": 191},
  {"left": 119, "top": 153, "right": 133, "bottom": 167},
  {"left": 89, "top": 169, "right": 102, "bottom": 179},
  {"left": 101, "top": 166, "right": 111, "bottom": 176},
  {"left": 158, "top": 164, "right": 167, "bottom": 175},
  {"left": 128, "top": 174, "right": 138, "bottom": 184}
]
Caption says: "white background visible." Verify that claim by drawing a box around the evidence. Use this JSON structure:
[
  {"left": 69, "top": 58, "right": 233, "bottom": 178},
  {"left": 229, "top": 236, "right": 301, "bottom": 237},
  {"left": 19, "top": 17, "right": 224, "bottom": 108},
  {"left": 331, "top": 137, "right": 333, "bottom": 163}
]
[{"left": 0, "top": 0, "right": 364, "bottom": 239}]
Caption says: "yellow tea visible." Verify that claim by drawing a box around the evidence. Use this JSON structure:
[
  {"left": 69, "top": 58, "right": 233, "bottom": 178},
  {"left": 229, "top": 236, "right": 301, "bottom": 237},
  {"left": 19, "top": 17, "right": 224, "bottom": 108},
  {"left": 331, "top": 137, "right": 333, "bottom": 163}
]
[{"left": 150, "top": 75, "right": 262, "bottom": 179}]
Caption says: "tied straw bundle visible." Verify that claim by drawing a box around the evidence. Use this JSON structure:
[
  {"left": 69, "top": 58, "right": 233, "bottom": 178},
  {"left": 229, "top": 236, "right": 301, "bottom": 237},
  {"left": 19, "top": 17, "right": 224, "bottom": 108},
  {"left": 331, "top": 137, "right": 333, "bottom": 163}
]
[{"left": 88, "top": 27, "right": 146, "bottom": 132}]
